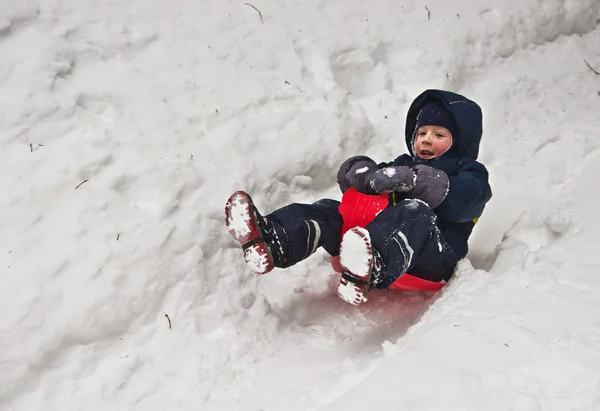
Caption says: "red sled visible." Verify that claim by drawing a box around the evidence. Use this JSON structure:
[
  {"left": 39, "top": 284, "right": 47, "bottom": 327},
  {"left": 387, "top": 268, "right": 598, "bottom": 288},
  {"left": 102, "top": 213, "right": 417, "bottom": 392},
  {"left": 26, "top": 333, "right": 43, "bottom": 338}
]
[{"left": 332, "top": 187, "right": 445, "bottom": 292}]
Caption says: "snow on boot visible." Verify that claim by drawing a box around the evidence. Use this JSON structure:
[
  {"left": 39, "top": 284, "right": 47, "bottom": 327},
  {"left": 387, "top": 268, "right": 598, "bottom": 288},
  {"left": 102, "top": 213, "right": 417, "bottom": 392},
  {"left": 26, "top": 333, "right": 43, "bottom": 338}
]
[
  {"left": 225, "top": 190, "right": 282, "bottom": 275},
  {"left": 337, "top": 227, "right": 381, "bottom": 305}
]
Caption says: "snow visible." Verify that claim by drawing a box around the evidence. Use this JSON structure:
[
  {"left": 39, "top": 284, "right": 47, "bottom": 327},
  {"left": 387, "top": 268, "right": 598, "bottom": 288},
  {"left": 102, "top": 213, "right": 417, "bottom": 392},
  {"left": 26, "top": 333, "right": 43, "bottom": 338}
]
[
  {"left": 382, "top": 166, "right": 397, "bottom": 177},
  {"left": 338, "top": 227, "right": 372, "bottom": 305},
  {"left": 337, "top": 278, "right": 366, "bottom": 305},
  {"left": 1, "top": 0, "right": 600, "bottom": 409},
  {"left": 244, "top": 243, "right": 271, "bottom": 274},
  {"left": 340, "top": 227, "right": 372, "bottom": 278},
  {"left": 226, "top": 192, "right": 253, "bottom": 239}
]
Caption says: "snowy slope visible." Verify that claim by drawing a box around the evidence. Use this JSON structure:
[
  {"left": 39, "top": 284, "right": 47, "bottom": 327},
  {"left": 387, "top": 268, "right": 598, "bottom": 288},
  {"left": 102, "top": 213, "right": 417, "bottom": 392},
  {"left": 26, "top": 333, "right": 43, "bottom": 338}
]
[{"left": 1, "top": 0, "right": 600, "bottom": 410}]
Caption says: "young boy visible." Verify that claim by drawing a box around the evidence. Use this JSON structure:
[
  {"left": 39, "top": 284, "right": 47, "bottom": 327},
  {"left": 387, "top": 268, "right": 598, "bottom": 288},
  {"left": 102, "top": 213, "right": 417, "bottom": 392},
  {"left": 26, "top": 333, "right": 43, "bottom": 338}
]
[{"left": 225, "top": 89, "right": 492, "bottom": 305}]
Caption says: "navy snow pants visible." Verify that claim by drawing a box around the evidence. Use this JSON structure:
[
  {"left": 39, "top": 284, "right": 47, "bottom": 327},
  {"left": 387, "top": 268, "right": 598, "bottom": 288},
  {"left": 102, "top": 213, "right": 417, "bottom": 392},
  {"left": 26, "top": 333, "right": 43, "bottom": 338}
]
[{"left": 268, "top": 198, "right": 458, "bottom": 288}]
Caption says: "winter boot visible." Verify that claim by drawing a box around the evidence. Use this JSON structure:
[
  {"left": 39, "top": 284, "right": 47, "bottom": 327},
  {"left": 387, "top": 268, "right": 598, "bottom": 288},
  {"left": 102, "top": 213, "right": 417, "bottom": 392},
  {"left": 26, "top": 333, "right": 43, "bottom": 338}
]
[
  {"left": 225, "top": 190, "right": 283, "bottom": 275},
  {"left": 337, "top": 227, "right": 382, "bottom": 305}
]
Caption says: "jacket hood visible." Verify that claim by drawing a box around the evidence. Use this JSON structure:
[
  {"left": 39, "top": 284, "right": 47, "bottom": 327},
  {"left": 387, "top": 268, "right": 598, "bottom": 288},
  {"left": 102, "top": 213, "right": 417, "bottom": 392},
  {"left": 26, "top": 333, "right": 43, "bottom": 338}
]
[{"left": 405, "top": 89, "right": 483, "bottom": 160}]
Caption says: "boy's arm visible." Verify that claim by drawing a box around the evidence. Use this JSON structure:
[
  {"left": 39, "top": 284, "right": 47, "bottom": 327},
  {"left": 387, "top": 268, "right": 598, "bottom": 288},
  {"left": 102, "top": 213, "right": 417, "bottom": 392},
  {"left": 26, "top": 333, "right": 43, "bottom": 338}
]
[
  {"left": 337, "top": 154, "right": 416, "bottom": 194},
  {"left": 435, "top": 160, "right": 492, "bottom": 223},
  {"left": 381, "top": 154, "right": 412, "bottom": 168}
]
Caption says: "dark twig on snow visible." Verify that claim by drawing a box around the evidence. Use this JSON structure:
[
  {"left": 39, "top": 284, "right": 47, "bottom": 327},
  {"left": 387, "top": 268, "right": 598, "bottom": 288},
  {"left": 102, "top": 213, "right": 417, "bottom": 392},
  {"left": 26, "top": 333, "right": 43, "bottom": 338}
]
[
  {"left": 29, "top": 143, "right": 33, "bottom": 152},
  {"left": 165, "top": 313, "right": 172, "bottom": 329},
  {"left": 116, "top": 234, "right": 120, "bottom": 241},
  {"left": 245, "top": 3, "right": 264, "bottom": 24},
  {"left": 584, "top": 59, "right": 600, "bottom": 75},
  {"left": 425, "top": 6, "right": 431, "bottom": 20},
  {"left": 75, "top": 179, "right": 89, "bottom": 189}
]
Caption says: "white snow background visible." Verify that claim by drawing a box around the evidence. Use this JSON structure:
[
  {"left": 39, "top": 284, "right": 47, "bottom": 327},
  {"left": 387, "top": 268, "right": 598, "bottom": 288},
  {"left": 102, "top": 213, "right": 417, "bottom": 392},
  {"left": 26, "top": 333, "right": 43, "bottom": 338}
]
[{"left": 2, "top": 0, "right": 600, "bottom": 409}]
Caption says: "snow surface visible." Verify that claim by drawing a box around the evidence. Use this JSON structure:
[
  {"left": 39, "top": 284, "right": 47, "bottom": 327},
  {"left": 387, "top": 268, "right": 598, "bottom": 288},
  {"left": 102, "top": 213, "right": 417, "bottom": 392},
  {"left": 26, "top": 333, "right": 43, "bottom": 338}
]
[{"left": 2, "top": 0, "right": 600, "bottom": 410}]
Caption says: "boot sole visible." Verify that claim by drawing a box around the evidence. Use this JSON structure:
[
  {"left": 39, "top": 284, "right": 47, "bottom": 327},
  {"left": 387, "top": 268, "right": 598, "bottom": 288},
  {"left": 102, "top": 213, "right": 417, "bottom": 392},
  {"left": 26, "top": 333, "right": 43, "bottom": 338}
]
[
  {"left": 225, "top": 191, "right": 275, "bottom": 275},
  {"left": 337, "top": 227, "right": 373, "bottom": 305}
]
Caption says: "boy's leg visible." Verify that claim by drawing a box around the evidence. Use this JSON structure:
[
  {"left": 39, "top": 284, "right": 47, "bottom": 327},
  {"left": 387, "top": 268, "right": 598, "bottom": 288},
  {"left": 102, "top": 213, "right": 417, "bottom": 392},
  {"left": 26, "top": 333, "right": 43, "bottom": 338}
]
[
  {"left": 336, "top": 199, "right": 458, "bottom": 305},
  {"left": 225, "top": 191, "right": 342, "bottom": 274},
  {"left": 268, "top": 199, "right": 343, "bottom": 268},
  {"left": 366, "top": 199, "right": 458, "bottom": 289}
]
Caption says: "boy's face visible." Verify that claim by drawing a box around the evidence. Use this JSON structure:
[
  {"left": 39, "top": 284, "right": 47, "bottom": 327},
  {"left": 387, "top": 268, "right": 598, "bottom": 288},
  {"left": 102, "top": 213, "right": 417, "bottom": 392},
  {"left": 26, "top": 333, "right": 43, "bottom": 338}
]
[{"left": 414, "top": 125, "right": 453, "bottom": 160}]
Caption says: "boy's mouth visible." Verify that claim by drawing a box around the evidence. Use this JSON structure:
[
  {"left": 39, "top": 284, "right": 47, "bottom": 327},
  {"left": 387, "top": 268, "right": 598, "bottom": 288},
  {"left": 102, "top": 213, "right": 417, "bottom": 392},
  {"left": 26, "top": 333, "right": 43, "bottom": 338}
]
[{"left": 420, "top": 149, "right": 434, "bottom": 157}]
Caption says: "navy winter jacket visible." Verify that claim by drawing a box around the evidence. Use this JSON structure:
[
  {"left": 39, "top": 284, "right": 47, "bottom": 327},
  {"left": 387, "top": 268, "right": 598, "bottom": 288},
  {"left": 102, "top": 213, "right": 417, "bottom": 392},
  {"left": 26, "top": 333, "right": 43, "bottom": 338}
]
[{"left": 379, "top": 89, "right": 492, "bottom": 260}]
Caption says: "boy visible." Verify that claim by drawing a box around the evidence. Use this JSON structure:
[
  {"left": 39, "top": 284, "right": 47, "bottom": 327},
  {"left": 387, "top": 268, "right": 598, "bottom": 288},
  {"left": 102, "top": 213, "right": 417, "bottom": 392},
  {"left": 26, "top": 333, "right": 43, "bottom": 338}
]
[{"left": 225, "top": 89, "right": 492, "bottom": 305}]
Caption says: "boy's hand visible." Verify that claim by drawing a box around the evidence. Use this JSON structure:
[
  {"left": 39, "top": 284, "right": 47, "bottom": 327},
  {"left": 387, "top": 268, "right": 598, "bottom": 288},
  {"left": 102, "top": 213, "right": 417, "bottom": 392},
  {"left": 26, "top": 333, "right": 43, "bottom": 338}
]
[
  {"left": 369, "top": 166, "right": 415, "bottom": 194},
  {"left": 338, "top": 156, "right": 379, "bottom": 194},
  {"left": 408, "top": 164, "right": 449, "bottom": 208}
]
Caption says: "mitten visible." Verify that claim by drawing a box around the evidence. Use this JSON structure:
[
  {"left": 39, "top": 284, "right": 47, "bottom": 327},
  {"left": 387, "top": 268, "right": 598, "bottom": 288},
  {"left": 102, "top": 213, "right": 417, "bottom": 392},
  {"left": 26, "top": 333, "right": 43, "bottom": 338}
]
[
  {"left": 337, "top": 156, "right": 378, "bottom": 194},
  {"left": 408, "top": 164, "right": 449, "bottom": 208},
  {"left": 369, "top": 166, "right": 416, "bottom": 194}
]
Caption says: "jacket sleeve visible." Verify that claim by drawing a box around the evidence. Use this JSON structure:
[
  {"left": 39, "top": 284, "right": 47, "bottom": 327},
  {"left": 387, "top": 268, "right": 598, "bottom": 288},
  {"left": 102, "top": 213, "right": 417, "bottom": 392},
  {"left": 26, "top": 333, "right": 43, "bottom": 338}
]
[
  {"left": 434, "top": 160, "right": 492, "bottom": 223},
  {"left": 382, "top": 154, "right": 412, "bottom": 168}
]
